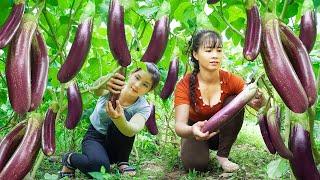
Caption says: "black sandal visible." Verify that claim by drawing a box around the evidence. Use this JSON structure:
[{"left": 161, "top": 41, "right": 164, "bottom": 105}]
[
  {"left": 57, "top": 171, "right": 75, "bottom": 179},
  {"left": 58, "top": 153, "right": 76, "bottom": 179},
  {"left": 61, "top": 153, "right": 76, "bottom": 171},
  {"left": 117, "top": 162, "right": 136, "bottom": 175}
]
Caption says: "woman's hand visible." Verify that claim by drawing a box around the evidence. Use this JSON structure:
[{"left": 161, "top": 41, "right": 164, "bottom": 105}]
[
  {"left": 106, "top": 72, "right": 126, "bottom": 94},
  {"left": 106, "top": 100, "right": 125, "bottom": 120},
  {"left": 192, "top": 120, "right": 219, "bottom": 141},
  {"left": 249, "top": 89, "right": 266, "bottom": 111}
]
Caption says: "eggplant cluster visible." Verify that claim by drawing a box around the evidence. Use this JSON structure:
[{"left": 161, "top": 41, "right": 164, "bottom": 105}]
[
  {"left": 260, "top": 13, "right": 316, "bottom": 113},
  {"left": 107, "top": 0, "right": 174, "bottom": 135}
]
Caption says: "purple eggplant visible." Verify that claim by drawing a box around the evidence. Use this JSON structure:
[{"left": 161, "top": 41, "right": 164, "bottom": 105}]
[
  {"left": 57, "top": 18, "right": 93, "bottom": 83},
  {"left": 110, "top": 67, "right": 126, "bottom": 109},
  {"left": 260, "top": 13, "right": 308, "bottom": 113},
  {"left": 289, "top": 123, "right": 320, "bottom": 180},
  {"left": 6, "top": 14, "right": 37, "bottom": 114},
  {"left": 142, "top": 16, "right": 169, "bottom": 64},
  {"left": 0, "top": 121, "right": 26, "bottom": 172},
  {"left": 201, "top": 82, "right": 257, "bottom": 133},
  {"left": 65, "top": 82, "right": 83, "bottom": 129},
  {"left": 0, "top": 0, "right": 25, "bottom": 48},
  {"left": 41, "top": 108, "right": 57, "bottom": 156},
  {"left": 29, "top": 30, "right": 49, "bottom": 111},
  {"left": 279, "top": 22, "right": 317, "bottom": 107},
  {"left": 160, "top": 57, "right": 179, "bottom": 99},
  {"left": 107, "top": 0, "right": 131, "bottom": 67},
  {"left": 243, "top": 3, "right": 261, "bottom": 61},
  {"left": 266, "top": 106, "right": 293, "bottom": 159},
  {"left": 0, "top": 114, "right": 43, "bottom": 180},
  {"left": 299, "top": 10, "right": 317, "bottom": 53},
  {"left": 258, "top": 113, "right": 276, "bottom": 154},
  {"left": 145, "top": 104, "right": 158, "bottom": 135}
]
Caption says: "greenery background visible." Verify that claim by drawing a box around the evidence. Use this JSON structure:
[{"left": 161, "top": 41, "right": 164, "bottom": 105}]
[{"left": 0, "top": 0, "right": 319, "bottom": 179}]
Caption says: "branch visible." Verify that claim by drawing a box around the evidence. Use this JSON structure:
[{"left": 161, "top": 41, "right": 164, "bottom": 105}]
[
  {"left": 214, "top": 1, "right": 245, "bottom": 39},
  {"left": 59, "top": 0, "right": 76, "bottom": 52},
  {"left": 42, "top": 5, "right": 66, "bottom": 60},
  {"left": 80, "top": 66, "right": 122, "bottom": 94}
]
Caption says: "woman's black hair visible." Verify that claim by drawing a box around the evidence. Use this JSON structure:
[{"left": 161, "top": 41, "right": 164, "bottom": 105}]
[
  {"left": 188, "top": 30, "right": 223, "bottom": 112},
  {"left": 133, "top": 62, "right": 160, "bottom": 91}
]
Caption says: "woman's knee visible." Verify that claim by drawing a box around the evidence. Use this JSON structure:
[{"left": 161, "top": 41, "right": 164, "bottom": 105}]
[
  {"left": 180, "top": 138, "right": 209, "bottom": 172},
  {"left": 88, "top": 158, "right": 110, "bottom": 172}
]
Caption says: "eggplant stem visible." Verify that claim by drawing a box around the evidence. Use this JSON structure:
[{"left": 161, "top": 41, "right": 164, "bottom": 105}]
[{"left": 272, "top": 0, "right": 277, "bottom": 15}]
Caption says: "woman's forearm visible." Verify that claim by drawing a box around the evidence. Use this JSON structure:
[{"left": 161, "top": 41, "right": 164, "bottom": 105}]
[
  {"left": 111, "top": 116, "right": 144, "bottom": 137},
  {"left": 175, "top": 121, "right": 193, "bottom": 138}
]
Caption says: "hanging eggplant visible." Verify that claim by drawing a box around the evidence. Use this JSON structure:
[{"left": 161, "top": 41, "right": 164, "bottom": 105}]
[{"left": 0, "top": 0, "right": 25, "bottom": 48}]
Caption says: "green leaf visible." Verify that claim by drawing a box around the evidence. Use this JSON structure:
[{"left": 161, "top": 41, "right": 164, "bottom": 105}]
[
  {"left": 232, "top": 33, "right": 242, "bottom": 46},
  {"left": 59, "top": 15, "right": 69, "bottom": 24},
  {"left": 48, "top": 66, "right": 60, "bottom": 88},
  {"left": 120, "top": 0, "right": 136, "bottom": 10},
  {"left": 86, "top": 58, "right": 101, "bottom": 80},
  {"left": 208, "top": 13, "right": 227, "bottom": 32},
  {"left": 285, "top": 3, "right": 299, "bottom": 18},
  {"left": 80, "top": 1, "right": 96, "bottom": 21},
  {"left": 137, "top": 7, "right": 159, "bottom": 18},
  {"left": 173, "top": 2, "right": 192, "bottom": 22},
  {"left": 170, "top": 0, "right": 188, "bottom": 14},
  {"left": 57, "top": 0, "right": 69, "bottom": 9},
  {"left": 230, "top": 17, "right": 245, "bottom": 30},
  {"left": 226, "top": 5, "right": 246, "bottom": 22},
  {"left": 156, "top": 1, "right": 171, "bottom": 19},
  {"left": 47, "top": 0, "right": 58, "bottom": 6},
  {"left": 88, "top": 172, "right": 105, "bottom": 180},
  {"left": 196, "top": 11, "right": 214, "bottom": 30},
  {"left": 44, "top": 173, "right": 59, "bottom": 180},
  {"left": 267, "top": 159, "right": 289, "bottom": 179}
]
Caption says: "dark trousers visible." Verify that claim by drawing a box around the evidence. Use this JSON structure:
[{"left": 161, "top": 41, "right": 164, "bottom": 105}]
[
  {"left": 180, "top": 96, "right": 245, "bottom": 171},
  {"left": 69, "top": 123, "right": 135, "bottom": 175}
]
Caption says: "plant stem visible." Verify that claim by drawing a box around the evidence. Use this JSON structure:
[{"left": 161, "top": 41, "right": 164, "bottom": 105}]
[
  {"left": 81, "top": 66, "right": 122, "bottom": 94},
  {"left": 30, "top": 152, "right": 45, "bottom": 178},
  {"left": 214, "top": 1, "right": 245, "bottom": 39},
  {"left": 42, "top": 6, "right": 66, "bottom": 60},
  {"left": 279, "top": 0, "right": 288, "bottom": 20},
  {"left": 258, "top": 0, "right": 272, "bottom": 12},
  {"left": 59, "top": 0, "right": 76, "bottom": 52},
  {"left": 261, "top": 76, "right": 275, "bottom": 100},
  {"left": 308, "top": 108, "right": 320, "bottom": 164},
  {"left": 272, "top": 0, "right": 277, "bottom": 15},
  {"left": 133, "top": 135, "right": 139, "bottom": 161},
  {"left": 138, "top": 20, "right": 147, "bottom": 40}
]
